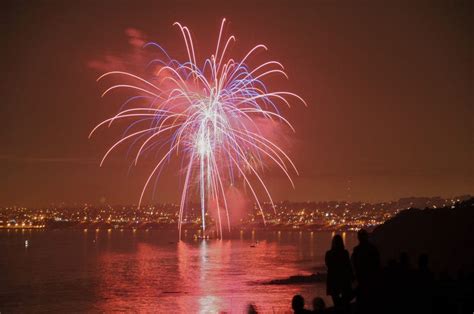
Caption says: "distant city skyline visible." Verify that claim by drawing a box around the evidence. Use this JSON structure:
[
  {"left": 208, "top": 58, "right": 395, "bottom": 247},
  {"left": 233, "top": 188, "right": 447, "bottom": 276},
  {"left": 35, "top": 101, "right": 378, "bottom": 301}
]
[{"left": 3, "top": 195, "right": 470, "bottom": 233}]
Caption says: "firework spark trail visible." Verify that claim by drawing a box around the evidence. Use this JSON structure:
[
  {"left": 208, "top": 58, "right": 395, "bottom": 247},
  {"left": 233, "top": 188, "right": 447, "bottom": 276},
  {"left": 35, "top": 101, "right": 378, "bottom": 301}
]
[{"left": 90, "top": 19, "right": 306, "bottom": 238}]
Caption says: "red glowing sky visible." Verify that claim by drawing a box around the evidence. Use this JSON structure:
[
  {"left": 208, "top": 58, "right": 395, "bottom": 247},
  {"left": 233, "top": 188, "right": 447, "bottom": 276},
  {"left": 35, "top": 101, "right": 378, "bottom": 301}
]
[{"left": 1, "top": 0, "right": 472, "bottom": 206}]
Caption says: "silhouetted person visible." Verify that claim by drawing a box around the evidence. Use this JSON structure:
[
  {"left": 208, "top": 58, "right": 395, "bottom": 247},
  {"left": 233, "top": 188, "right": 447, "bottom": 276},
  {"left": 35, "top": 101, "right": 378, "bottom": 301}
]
[
  {"left": 381, "top": 258, "right": 400, "bottom": 314},
  {"left": 246, "top": 303, "right": 258, "bottom": 314},
  {"left": 352, "top": 229, "right": 380, "bottom": 283},
  {"left": 417, "top": 254, "right": 433, "bottom": 283},
  {"left": 396, "top": 252, "right": 416, "bottom": 313},
  {"left": 291, "top": 295, "right": 312, "bottom": 314},
  {"left": 325, "top": 234, "right": 353, "bottom": 311},
  {"left": 414, "top": 253, "right": 434, "bottom": 314},
  {"left": 399, "top": 252, "right": 411, "bottom": 272},
  {"left": 351, "top": 229, "right": 380, "bottom": 314},
  {"left": 312, "top": 297, "right": 326, "bottom": 313}
]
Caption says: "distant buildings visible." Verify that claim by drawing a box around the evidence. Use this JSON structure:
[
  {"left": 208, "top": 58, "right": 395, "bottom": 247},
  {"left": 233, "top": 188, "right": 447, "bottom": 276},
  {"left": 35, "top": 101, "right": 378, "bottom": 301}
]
[{"left": 0, "top": 195, "right": 470, "bottom": 231}]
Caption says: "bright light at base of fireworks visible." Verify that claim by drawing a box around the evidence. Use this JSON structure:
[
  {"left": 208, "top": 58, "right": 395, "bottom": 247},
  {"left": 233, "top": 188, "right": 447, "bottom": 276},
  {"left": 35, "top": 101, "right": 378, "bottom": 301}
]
[{"left": 90, "top": 19, "right": 306, "bottom": 239}]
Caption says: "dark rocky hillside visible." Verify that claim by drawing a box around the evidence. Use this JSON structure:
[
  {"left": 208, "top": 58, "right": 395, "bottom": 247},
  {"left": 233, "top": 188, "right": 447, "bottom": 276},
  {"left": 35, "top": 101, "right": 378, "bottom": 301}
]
[{"left": 372, "top": 198, "right": 474, "bottom": 274}]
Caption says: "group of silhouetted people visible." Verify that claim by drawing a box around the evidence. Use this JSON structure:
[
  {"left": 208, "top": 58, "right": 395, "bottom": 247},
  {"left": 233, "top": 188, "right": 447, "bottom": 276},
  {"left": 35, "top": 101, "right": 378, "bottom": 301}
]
[
  {"left": 290, "top": 295, "right": 327, "bottom": 313},
  {"left": 287, "top": 229, "right": 473, "bottom": 314},
  {"left": 288, "top": 229, "right": 380, "bottom": 314},
  {"left": 325, "top": 229, "right": 380, "bottom": 313}
]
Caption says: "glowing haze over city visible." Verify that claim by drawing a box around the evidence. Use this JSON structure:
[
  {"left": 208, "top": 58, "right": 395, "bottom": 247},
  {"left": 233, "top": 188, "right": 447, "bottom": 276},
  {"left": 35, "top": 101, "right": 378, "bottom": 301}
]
[{"left": 1, "top": 1, "right": 471, "bottom": 207}]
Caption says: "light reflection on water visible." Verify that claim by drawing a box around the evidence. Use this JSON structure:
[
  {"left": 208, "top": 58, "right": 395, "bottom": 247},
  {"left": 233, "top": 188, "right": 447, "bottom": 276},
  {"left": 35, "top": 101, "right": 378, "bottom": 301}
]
[{"left": 0, "top": 230, "right": 356, "bottom": 313}]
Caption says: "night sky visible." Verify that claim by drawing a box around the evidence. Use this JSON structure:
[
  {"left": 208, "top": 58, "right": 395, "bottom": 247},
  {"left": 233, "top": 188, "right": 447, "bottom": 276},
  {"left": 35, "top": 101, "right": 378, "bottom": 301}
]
[{"left": 1, "top": 0, "right": 472, "bottom": 206}]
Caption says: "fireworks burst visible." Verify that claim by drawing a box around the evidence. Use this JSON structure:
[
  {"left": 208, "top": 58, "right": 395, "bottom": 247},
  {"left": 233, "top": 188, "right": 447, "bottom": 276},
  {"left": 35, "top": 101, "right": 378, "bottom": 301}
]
[{"left": 90, "top": 19, "right": 306, "bottom": 238}]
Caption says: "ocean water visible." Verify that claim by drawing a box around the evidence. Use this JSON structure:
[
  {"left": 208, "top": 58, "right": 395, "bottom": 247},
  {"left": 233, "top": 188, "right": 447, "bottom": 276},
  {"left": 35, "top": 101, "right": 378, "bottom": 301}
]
[{"left": 0, "top": 229, "right": 356, "bottom": 313}]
